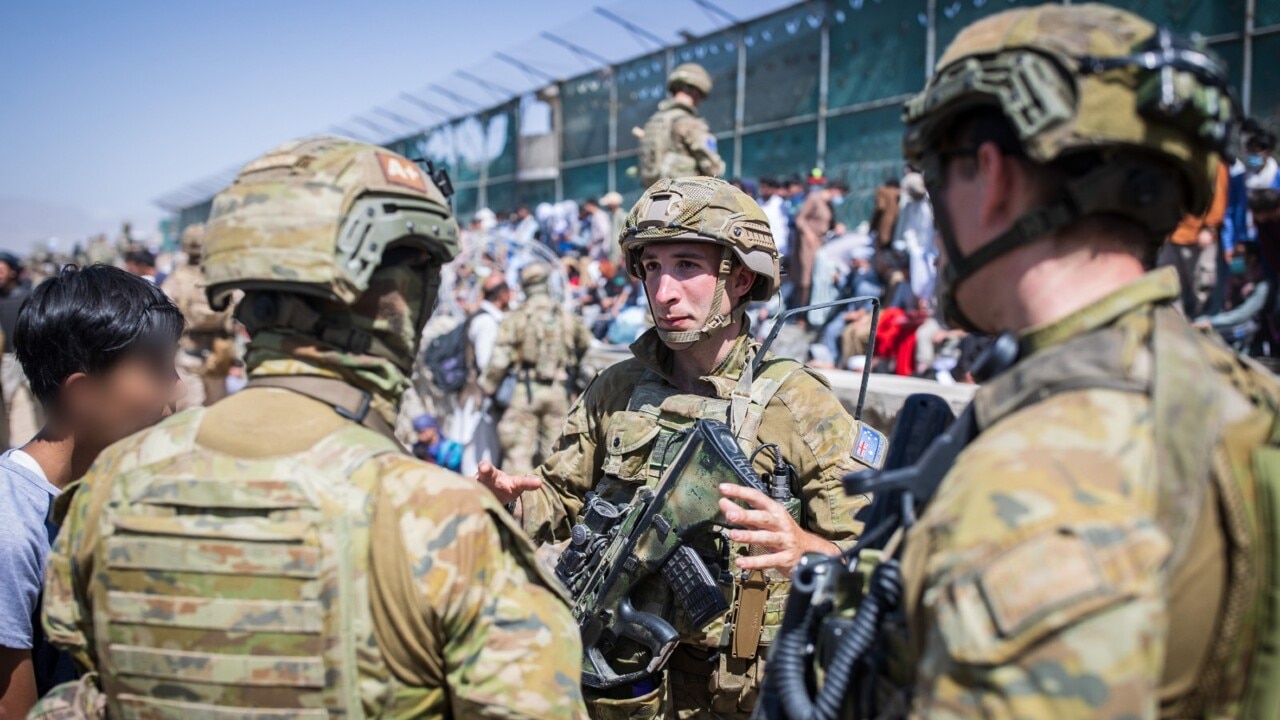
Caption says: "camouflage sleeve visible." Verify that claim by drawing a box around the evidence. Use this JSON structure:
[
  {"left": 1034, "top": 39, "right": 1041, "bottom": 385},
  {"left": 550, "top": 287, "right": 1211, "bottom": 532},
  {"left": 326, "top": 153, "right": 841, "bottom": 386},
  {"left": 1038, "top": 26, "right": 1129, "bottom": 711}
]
[
  {"left": 42, "top": 448, "right": 131, "bottom": 675},
  {"left": 759, "top": 368, "right": 872, "bottom": 549},
  {"left": 380, "top": 463, "right": 588, "bottom": 719},
  {"left": 574, "top": 316, "right": 593, "bottom": 361},
  {"left": 901, "top": 398, "right": 1171, "bottom": 719},
  {"left": 673, "top": 115, "right": 725, "bottom": 179},
  {"left": 521, "top": 374, "right": 608, "bottom": 544}
]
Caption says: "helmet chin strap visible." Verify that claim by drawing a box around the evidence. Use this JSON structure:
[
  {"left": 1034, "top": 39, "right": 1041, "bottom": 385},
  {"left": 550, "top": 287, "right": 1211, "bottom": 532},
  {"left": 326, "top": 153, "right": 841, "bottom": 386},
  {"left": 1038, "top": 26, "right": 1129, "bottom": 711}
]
[
  {"left": 650, "top": 246, "right": 741, "bottom": 348},
  {"left": 927, "top": 167, "right": 1081, "bottom": 334}
]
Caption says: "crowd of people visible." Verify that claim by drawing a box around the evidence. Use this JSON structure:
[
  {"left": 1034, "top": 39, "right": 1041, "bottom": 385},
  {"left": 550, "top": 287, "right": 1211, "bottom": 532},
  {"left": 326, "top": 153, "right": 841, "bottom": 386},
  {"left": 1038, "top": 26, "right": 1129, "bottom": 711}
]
[{"left": 1, "top": 5, "right": 1279, "bottom": 718}]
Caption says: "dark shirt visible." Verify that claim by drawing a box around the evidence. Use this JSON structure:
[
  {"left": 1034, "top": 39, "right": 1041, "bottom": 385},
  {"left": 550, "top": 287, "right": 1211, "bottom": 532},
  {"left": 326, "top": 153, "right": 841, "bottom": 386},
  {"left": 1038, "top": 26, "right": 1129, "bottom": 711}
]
[{"left": 0, "top": 283, "right": 29, "bottom": 352}]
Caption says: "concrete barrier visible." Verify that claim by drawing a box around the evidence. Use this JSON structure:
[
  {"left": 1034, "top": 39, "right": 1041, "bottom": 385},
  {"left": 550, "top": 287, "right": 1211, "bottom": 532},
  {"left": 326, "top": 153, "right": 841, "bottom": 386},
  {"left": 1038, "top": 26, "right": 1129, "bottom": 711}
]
[{"left": 583, "top": 346, "right": 976, "bottom": 433}]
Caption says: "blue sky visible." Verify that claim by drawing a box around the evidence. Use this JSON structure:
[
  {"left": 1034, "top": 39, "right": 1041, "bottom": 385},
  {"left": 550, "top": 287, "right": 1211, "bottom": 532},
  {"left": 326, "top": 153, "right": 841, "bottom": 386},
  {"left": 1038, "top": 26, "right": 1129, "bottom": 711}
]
[{"left": 1, "top": 1, "right": 738, "bottom": 253}]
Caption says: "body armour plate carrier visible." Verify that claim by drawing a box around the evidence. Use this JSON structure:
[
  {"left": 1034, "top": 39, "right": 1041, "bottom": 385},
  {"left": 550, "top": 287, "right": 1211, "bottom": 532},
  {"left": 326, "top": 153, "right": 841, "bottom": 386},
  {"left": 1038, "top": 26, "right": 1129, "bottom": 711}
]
[{"left": 89, "top": 408, "right": 400, "bottom": 719}]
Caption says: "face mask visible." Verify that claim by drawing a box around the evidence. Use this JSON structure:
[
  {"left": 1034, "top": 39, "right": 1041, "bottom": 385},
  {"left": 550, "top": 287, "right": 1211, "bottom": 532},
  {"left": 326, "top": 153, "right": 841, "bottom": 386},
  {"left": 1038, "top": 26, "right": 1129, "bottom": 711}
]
[
  {"left": 830, "top": 195, "right": 845, "bottom": 207},
  {"left": 1247, "top": 154, "right": 1266, "bottom": 171},
  {"left": 341, "top": 262, "right": 441, "bottom": 370},
  {"left": 1230, "top": 256, "right": 1247, "bottom": 275}
]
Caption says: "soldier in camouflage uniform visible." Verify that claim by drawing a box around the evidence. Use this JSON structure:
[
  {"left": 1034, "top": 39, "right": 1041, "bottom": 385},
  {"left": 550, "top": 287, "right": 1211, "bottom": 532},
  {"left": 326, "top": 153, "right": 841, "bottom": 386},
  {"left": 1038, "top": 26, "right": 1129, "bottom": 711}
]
[
  {"left": 881, "top": 5, "right": 1280, "bottom": 717},
  {"left": 481, "top": 262, "right": 592, "bottom": 475},
  {"left": 31, "top": 137, "right": 587, "bottom": 720},
  {"left": 638, "top": 64, "right": 726, "bottom": 188},
  {"left": 477, "top": 177, "right": 887, "bottom": 719},
  {"left": 161, "top": 223, "right": 238, "bottom": 411}
]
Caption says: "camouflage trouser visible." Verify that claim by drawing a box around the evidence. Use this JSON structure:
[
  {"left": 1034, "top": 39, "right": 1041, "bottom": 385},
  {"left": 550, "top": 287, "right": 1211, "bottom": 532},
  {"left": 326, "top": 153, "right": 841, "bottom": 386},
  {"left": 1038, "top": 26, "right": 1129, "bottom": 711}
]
[
  {"left": 587, "top": 647, "right": 762, "bottom": 720},
  {"left": 497, "top": 378, "right": 567, "bottom": 474}
]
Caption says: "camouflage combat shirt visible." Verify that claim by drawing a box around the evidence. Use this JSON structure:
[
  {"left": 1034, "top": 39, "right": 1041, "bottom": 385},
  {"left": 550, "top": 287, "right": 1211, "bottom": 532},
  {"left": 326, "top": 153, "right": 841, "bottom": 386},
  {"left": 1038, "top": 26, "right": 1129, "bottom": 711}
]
[
  {"left": 41, "top": 387, "right": 587, "bottom": 720},
  {"left": 901, "top": 268, "right": 1280, "bottom": 718}
]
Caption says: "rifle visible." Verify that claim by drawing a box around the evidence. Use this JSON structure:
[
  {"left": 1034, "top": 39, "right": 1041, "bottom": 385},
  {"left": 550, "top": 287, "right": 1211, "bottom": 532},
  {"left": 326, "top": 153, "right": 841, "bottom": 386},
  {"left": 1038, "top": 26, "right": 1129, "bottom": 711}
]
[
  {"left": 755, "top": 393, "right": 963, "bottom": 720},
  {"left": 753, "top": 335, "right": 1018, "bottom": 719},
  {"left": 555, "top": 418, "right": 770, "bottom": 690}
]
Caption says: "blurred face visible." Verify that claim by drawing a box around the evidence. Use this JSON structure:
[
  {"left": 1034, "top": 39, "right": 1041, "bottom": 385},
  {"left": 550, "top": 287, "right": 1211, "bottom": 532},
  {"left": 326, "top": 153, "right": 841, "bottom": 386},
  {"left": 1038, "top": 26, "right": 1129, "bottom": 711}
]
[
  {"left": 1246, "top": 140, "right": 1273, "bottom": 170},
  {"left": 0, "top": 261, "right": 16, "bottom": 289},
  {"left": 640, "top": 243, "right": 753, "bottom": 340},
  {"left": 61, "top": 351, "right": 183, "bottom": 451}
]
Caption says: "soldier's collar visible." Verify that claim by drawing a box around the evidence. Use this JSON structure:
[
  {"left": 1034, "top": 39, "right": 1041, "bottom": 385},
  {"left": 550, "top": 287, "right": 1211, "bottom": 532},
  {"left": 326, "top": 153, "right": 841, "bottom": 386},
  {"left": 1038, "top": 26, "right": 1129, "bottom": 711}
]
[
  {"left": 1018, "top": 267, "right": 1179, "bottom": 356},
  {"left": 659, "top": 98, "right": 697, "bottom": 114},
  {"left": 629, "top": 326, "right": 756, "bottom": 398}
]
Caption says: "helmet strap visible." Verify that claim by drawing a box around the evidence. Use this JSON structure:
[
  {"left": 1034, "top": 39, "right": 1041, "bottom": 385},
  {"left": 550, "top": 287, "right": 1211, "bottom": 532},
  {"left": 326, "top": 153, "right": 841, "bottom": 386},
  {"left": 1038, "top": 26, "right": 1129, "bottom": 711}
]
[
  {"left": 652, "top": 246, "right": 740, "bottom": 347},
  {"left": 928, "top": 164, "right": 1081, "bottom": 333},
  {"left": 242, "top": 293, "right": 377, "bottom": 356}
]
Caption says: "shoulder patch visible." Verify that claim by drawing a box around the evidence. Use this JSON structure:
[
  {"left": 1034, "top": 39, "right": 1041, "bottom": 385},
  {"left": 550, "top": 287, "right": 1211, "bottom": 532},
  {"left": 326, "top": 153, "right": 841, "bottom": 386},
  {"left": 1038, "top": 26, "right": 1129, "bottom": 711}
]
[
  {"left": 933, "top": 519, "right": 1169, "bottom": 666},
  {"left": 853, "top": 423, "right": 886, "bottom": 468}
]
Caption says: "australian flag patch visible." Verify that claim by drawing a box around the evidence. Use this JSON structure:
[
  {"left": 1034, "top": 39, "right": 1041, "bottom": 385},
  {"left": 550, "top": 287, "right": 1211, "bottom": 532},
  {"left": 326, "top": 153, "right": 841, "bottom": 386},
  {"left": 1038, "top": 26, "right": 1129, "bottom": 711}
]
[{"left": 853, "top": 425, "right": 885, "bottom": 467}]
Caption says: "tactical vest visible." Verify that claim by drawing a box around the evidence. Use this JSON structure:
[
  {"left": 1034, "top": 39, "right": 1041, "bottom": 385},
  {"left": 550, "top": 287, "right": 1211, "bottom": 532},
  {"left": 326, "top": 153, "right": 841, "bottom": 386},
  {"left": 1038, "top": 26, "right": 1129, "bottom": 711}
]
[
  {"left": 594, "top": 356, "right": 808, "bottom": 657},
  {"left": 88, "top": 407, "right": 403, "bottom": 719},
  {"left": 639, "top": 104, "right": 698, "bottom": 188},
  {"left": 515, "top": 294, "right": 570, "bottom": 382}
]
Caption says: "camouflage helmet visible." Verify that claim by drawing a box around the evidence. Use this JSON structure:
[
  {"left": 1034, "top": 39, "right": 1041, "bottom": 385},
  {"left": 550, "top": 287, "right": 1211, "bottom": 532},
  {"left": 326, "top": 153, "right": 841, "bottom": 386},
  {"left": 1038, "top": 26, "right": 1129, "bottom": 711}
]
[
  {"left": 668, "top": 63, "right": 713, "bottom": 97},
  {"left": 620, "top": 176, "right": 780, "bottom": 346},
  {"left": 901, "top": 3, "right": 1234, "bottom": 329},
  {"left": 180, "top": 223, "right": 204, "bottom": 255},
  {"left": 203, "top": 135, "right": 459, "bottom": 309},
  {"left": 520, "top": 262, "right": 550, "bottom": 287}
]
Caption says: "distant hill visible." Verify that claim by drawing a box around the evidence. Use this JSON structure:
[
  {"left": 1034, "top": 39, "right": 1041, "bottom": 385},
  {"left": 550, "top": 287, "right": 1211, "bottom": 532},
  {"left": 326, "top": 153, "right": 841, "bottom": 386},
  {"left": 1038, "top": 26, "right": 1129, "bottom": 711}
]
[{"left": 0, "top": 195, "right": 159, "bottom": 256}]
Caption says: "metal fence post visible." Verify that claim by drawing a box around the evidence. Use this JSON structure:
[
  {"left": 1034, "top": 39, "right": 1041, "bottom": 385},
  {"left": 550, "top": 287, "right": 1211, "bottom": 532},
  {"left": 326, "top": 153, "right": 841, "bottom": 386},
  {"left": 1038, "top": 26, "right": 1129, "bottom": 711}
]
[
  {"left": 734, "top": 27, "right": 747, "bottom": 179},
  {"left": 609, "top": 69, "right": 619, "bottom": 192},
  {"left": 1245, "top": 0, "right": 1257, "bottom": 115},
  {"left": 817, "top": 8, "right": 830, "bottom": 170},
  {"left": 926, "top": 0, "right": 937, "bottom": 80}
]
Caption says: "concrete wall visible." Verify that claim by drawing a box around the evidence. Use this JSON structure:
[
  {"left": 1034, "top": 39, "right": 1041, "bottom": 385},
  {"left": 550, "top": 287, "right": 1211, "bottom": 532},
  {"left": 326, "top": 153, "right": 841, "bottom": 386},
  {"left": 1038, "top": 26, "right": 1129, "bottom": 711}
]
[{"left": 583, "top": 345, "right": 975, "bottom": 434}]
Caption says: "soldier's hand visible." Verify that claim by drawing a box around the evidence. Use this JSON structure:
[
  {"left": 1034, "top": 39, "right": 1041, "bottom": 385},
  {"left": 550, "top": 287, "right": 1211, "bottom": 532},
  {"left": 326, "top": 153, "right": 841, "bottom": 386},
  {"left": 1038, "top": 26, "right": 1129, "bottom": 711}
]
[
  {"left": 474, "top": 460, "right": 543, "bottom": 505},
  {"left": 718, "top": 484, "right": 839, "bottom": 577}
]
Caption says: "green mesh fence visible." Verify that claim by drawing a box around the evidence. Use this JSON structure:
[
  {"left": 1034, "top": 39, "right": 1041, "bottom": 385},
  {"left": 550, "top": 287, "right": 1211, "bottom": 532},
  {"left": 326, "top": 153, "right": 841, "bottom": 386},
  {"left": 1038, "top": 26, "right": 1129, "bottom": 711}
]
[
  {"left": 825, "top": 104, "right": 907, "bottom": 227},
  {"left": 562, "top": 71, "right": 612, "bottom": 162},
  {"left": 563, "top": 162, "right": 609, "bottom": 202},
  {"left": 616, "top": 51, "right": 669, "bottom": 155},
  {"left": 739, "top": 122, "right": 817, "bottom": 179},
  {"left": 674, "top": 29, "right": 741, "bottom": 133},
  {"left": 486, "top": 181, "right": 516, "bottom": 215},
  {"left": 1261, "top": 0, "right": 1280, "bottom": 28},
  {"left": 181, "top": 0, "right": 1280, "bottom": 224},
  {"left": 1108, "top": 0, "right": 1245, "bottom": 36},
  {"left": 1253, "top": 33, "right": 1280, "bottom": 128},
  {"left": 828, "top": 0, "right": 927, "bottom": 110},
  {"left": 520, "top": 179, "right": 558, "bottom": 208},
  {"left": 743, "top": 5, "right": 823, "bottom": 127}
]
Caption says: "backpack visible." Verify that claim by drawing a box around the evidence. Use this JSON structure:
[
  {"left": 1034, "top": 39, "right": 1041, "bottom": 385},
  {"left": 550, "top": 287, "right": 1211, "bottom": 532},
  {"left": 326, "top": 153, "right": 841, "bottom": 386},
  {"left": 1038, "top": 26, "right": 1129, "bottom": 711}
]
[
  {"left": 639, "top": 105, "right": 690, "bottom": 187},
  {"left": 424, "top": 314, "right": 474, "bottom": 392}
]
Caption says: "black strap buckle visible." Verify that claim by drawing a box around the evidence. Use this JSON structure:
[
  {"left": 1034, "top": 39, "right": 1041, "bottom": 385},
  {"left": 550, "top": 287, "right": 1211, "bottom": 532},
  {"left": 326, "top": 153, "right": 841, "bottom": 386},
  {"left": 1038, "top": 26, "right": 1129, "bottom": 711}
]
[{"left": 333, "top": 389, "right": 372, "bottom": 423}]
